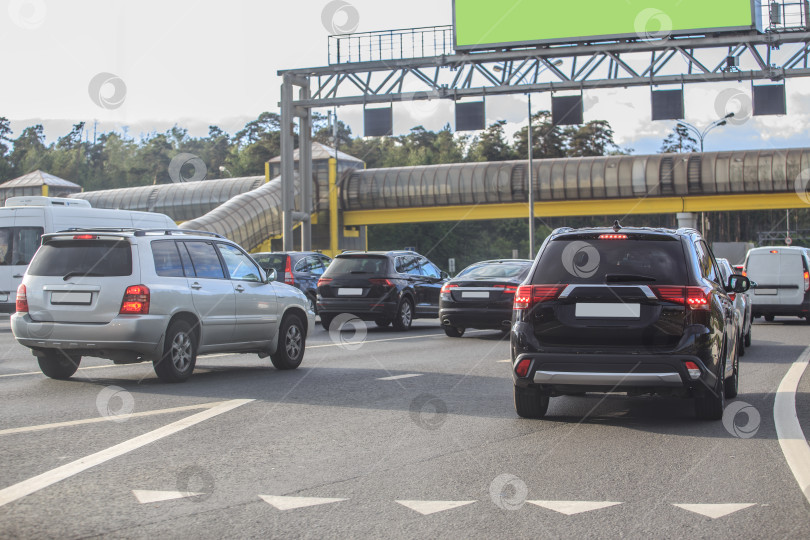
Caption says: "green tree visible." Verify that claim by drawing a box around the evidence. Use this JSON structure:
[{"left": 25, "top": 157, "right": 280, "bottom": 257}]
[
  {"left": 467, "top": 121, "right": 515, "bottom": 162},
  {"left": 564, "top": 120, "right": 619, "bottom": 157},
  {"left": 660, "top": 124, "right": 698, "bottom": 153}
]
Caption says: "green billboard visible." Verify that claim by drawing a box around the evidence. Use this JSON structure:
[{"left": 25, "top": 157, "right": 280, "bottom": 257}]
[{"left": 453, "top": 0, "right": 762, "bottom": 50}]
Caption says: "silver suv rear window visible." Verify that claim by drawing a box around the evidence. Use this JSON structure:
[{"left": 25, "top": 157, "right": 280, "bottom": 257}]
[
  {"left": 28, "top": 240, "right": 132, "bottom": 277},
  {"left": 533, "top": 237, "right": 688, "bottom": 285}
]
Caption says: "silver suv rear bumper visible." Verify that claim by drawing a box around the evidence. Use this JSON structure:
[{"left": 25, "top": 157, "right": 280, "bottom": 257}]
[{"left": 11, "top": 313, "right": 165, "bottom": 358}]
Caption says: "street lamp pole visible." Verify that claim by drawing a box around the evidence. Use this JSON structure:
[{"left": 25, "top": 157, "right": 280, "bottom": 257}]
[
  {"left": 528, "top": 93, "right": 535, "bottom": 259},
  {"left": 678, "top": 112, "right": 735, "bottom": 152}
]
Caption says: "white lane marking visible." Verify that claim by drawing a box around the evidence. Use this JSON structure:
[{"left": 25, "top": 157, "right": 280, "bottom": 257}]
[
  {"left": 395, "top": 500, "right": 476, "bottom": 515},
  {"left": 527, "top": 500, "right": 622, "bottom": 515},
  {"left": 0, "top": 399, "right": 253, "bottom": 508},
  {"left": 259, "top": 495, "right": 348, "bottom": 510},
  {"left": 497, "top": 360, "right": 511, "bottom": 363},
  {"left": 774, "top": 344, "right": 810, "bottom": 505},
  {"left": 377, "top": 374, "right": 422, "bottom": 381},
  {"left": 0, "top": 354, "right": 245, "bottom": 379},
  {"left": 307, "top": 329, "right": 489, "bottom": 350},
  {"left": 672, "top": 503, "right": 756, "bottom": 519},
  {"left": 133, "top": 490, "right": 205, "bottom": 504},
  {"left": 0, "top": 401, "right": 228, "bottom": 437}
]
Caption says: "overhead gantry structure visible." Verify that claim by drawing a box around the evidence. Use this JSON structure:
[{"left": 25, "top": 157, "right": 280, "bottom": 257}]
[{"left": 278, "top": 9, "right": 810, "bottom": 249}]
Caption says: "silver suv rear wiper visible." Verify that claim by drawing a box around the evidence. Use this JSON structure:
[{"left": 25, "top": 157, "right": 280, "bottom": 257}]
[{"left": 63, "top": 272, "right": 103, "bottom": 281}]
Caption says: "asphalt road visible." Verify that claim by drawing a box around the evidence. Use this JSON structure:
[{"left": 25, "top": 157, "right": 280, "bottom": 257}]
[{"left": 0, "top": 315, "right": 809, "bottom": 539}]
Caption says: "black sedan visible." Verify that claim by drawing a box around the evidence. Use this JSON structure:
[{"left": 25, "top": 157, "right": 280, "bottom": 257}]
[{"left": 439, "top": 259, "right": 533, "bottom": 337}]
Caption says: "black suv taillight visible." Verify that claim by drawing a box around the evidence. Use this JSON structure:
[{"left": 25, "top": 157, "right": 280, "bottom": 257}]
[
  {"left": 120, "top": 285, "right": 149, "bottom": 314},
  {"left": 514, "top": 285, "right": 565, "bottom": 311},
  {"left": 653, "top": 286, "right": 711, "bottom": 311}
]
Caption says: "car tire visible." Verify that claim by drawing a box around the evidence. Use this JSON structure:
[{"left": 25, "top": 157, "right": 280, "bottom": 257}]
[
  {"left": 695, "top": 352, "right": 726, "bottom": 420},
  {"left": 307, "top": 295, "right": 317, "bottom": 315},
  {"left": 738, "top": 332, "right": 745, "bottom": 357},
  {"left": 271, "top": 314, "right": 305, "bottom": 370},
  {"left": 724, "top": 344, "right": 739, "bottom": 399},
  {"left": 514, "top": 385, "right": 549, "bottom": 419},
  {"left": 392, "top": 297, "right": 413, "bottom": 331},
  {"left": 443, "top": 325, "right": 465, "bottom": 338},
  {"left": 153, "top": 320, "right": 196, "bottom": 383},
  {"left": 765, "top": 315, "right": 775, "bottom": 322},
  {"left": 37, "top": 350, "right": 81, "bottom": 380},
  {"left": 374, "top": 318, "right": 391, "bottom": 327},
  {"left": 744, "top": 326, "right": 752, "bottom": 347},
  {"left": 320, "top": 314, "right": 334, "bottom": 331}
]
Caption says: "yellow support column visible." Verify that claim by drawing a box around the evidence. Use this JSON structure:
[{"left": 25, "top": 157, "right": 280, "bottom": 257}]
[
  {"left": 329, "top": 158, "right": 339, "bottom": 257},
  {"left": 265, "top": 161, "right": 270, "bottom": 183},
  {"left": 41, "top": 185, "right": 49, "bottom": 197}
]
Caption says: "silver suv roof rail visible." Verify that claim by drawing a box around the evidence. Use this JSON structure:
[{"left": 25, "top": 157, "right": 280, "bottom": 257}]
[{"left": 133, "top": 229, "right": 226, "bottom": 239}]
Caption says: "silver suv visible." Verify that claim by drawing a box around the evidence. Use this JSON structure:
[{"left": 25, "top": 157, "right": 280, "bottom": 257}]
[{"left": 11, "top": 229, "right": 314, "bottom": 382}]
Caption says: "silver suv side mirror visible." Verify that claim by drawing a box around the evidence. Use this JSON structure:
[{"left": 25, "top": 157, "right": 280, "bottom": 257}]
[{"left": 266, "top": 268, "right": 277, "bottom": 283}]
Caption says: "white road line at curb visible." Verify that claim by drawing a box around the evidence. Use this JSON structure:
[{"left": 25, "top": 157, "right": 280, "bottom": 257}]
[
  {"left": 774, "top": 345, "right": 810, "bottom": 505},
  {"left": 0, "top": 401, "right": 229, "bottom": 436},
  {"left": 0, "top": 399, "right": 253, "bottom": 508}
]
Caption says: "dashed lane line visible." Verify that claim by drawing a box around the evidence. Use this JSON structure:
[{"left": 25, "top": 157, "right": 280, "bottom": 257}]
[
  {"left": 0, "top": 401, "right": 229, "bottom": 436},
  {"left": 774, "top": 344, "right": 810, "bottom": 505},
  {"left": 0, "top": 332, "right": 496, "bottom": 379},
  {"left": 0, "top": 399, "right": 253, "bottom": 508},
  {"left": 377, "top": 374, "right": 422, "bottom": 381}
]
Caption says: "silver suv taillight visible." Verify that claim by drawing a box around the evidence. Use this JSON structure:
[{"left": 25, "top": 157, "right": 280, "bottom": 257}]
[
  {"left": 120, "top": 285, "right": 149, "bottom": 314},
  {"left": 16, "top": 284, "right": 28, "bottom": 313}
]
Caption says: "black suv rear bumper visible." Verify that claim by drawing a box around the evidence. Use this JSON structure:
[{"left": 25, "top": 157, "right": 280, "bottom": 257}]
[
  {"left": 440, "top": 307, "right": 512, "bottom": 330},
  {"left": 511, "top": 352, "right": 719, "bottom": 396},
  {"left": 317, "top": 299, "right": 399, "bottom": 321}
]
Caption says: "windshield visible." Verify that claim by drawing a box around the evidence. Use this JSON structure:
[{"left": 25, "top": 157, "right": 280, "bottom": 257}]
[
  {"left": 327, "top": 255, "right": 389, "bottom": 274},
  {"left": 532, "top": 237, "right": 688, "bottom": 285},
  {"left": 456, "top": 262, "right": 531, "bottom": 280},
  {"left": 0, "top": 226, "right": 44, "bottom": 266},
  {"left": 252, "top": 254, "right": 287, "bottom": 272},
  {"left": 28, "top": 240, "right": 133, "bottom": 277}
]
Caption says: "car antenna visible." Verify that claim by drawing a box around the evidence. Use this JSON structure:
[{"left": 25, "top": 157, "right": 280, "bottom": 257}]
[{"left": 613, "top": 220, "right": 622, "bottom": 232}]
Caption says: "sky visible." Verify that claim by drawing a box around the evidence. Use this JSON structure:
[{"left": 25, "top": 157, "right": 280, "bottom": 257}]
[{"left": 2, "top": 0, "right": 809, "bottom": 156}]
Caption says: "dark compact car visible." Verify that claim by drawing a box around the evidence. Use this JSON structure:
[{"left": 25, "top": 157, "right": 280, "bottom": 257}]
[
  {"left": 511, "top": 224, "right": 750, "bottom": 420},
  {"left": 253, "top": 252, "right": 331, "bottom": 313},
  {"left": 439, "top": 259, "right": 533, "bottom": 337},
  {"left": 317, "top": 250, "right": 448, "bottom": 331}
]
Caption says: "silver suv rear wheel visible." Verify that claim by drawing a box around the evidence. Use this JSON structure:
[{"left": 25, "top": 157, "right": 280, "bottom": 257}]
[{"left": 154, "top": 320, "right": 197, "bottom": 383}]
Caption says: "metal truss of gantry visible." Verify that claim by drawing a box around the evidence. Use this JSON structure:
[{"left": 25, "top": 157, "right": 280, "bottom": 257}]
[{"left": 279, "top": 21, "right": 810, "bottom": 248}]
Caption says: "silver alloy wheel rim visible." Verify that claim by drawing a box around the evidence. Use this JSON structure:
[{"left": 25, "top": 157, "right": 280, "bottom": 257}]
[
  {"left": 171, "top": 332, "right": 193, "bottom": 371},
  {"left": 401, "top": 302, "right": 412, "bottom": 326},
  {"left": 285, "top": 324, "right": 302, "bottom": 359}
]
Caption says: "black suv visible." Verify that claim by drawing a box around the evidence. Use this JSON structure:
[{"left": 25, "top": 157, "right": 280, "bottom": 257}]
[
  {"left": 511, "top": 224, "right": 749, "bottom": 420},
  {"left": 253, "top": 252, "right": 332, "bottom": 313},
  {"left": 317, "top": 251, "right": 448, "bottom": 331}
]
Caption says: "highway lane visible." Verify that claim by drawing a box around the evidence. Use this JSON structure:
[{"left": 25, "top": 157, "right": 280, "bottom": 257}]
[{"left": 0, "top": 316, "right": 808, "bottom": 538}]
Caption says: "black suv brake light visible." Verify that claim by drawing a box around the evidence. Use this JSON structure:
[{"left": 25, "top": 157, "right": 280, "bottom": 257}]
[
  {"left": 514, "top": 285, "right": 565, "bottom": 311},
  {"left": 653, "top": 286, "right": 711, "bottom": 311}
]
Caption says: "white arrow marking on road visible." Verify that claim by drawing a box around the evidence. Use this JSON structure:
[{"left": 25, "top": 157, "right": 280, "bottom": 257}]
[
  {"left": 673, "top": 503, "right": 756, "bottom": 519},
  {"left": 259, "top": 495, "right": 348, "bottom": 510},
  {"left": 0, "top": 399, "right": 253, "bottom": 508},
  {"left": 132, "top": 490, "right": 205, "bottom": 504},
  {"left": 527, "top": 500, "right": 622, "bottom": 515},
  {"left": 377, "top": 374, "right": 422, "bottom": 381},
  {"left": 395, "top": 500, "right": 476, "bottom": 515}
]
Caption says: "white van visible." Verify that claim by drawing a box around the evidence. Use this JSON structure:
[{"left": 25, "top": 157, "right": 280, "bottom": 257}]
[
  {"left": 0, "top": 196, "right": 177, "bottom": 313},
  {"left": 744, "top": 246, "right": 810, "bottom": 323}
]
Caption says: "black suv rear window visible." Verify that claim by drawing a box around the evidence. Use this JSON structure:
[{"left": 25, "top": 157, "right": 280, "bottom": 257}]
[
  {"left": 532, "top": 237, "right": 688, "bottom": 285},
  {"left": 328, "top": 256, "right": 389, "bottom": 274},
  {"left": 253, "top": 254, "right": 287, "bottom": 272},
  {"left": 28, "top": 240, "right": 133, "bottom": 277}
]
